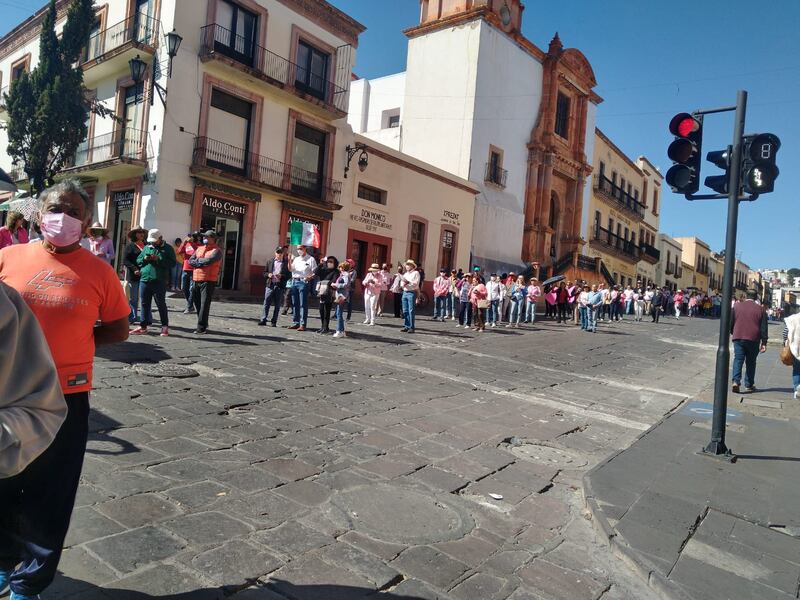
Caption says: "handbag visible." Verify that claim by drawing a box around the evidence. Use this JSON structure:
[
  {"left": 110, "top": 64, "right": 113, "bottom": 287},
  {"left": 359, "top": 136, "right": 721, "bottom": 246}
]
[
  {"left": 477, "top": 299, "right": 490, "bottom": 309},
  {"left": 316, "top": 280, "right": 331, "bottom": 298},
  {"left": 780, "top": 345, "right": 794, "bottom": 366},
  {"left": 334, "top": 293, "right": 347, "bottom": 305}
]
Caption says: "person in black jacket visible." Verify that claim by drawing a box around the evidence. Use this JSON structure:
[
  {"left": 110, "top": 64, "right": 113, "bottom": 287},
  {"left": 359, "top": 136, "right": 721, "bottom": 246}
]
[
  {"left": 122, "top": 227, "right": 147, "bottom": 323},
  {"left": 315, "top": 256, "right": 339, "bottom": 334},
  {"left": 259, "top": 246, "right": 291, "bottom": 327}
]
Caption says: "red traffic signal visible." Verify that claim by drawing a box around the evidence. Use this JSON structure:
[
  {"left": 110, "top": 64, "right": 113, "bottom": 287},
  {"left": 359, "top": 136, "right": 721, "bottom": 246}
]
[{"left": 666, "top": 112, "right": 703, "bottom": 195}]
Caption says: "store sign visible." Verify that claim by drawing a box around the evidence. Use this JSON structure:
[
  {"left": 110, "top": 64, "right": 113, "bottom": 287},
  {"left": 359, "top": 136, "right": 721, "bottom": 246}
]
[
  {"left": 202, "top": 195, "right": 247, "bottom": 219},
  {"left": 441, "top": 209, "right": 460, "bottom": 226},
  {"left": 349, "top": 208, "right": 392, "bottom": 233},
  {"left": 113, "top": 190, "right": 135, "bottom": 211}
]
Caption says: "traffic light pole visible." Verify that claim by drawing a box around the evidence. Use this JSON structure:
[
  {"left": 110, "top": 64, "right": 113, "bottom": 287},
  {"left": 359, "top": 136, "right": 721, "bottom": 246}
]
[{"left": 702, "top": 90, "right": 748, "bottom": 460}]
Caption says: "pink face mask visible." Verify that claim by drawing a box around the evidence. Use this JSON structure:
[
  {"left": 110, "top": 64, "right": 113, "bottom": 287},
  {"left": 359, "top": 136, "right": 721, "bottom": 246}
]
[{"left": 40, "top": 212, "right": 85, "bottom": 248}]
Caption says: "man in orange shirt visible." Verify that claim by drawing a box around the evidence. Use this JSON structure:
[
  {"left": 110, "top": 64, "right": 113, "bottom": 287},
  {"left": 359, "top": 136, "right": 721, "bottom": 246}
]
[
  {"left": 189, "top": 230, "right": 223, "bottom": 334},
  {"left": 0, "top": 179, "right": 130, "bottom": 599}
]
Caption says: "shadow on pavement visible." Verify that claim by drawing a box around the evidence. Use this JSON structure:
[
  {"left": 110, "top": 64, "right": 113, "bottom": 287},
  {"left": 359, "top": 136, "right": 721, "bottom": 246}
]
[
  {"left": 95, "top": 342, "right": 172, "bottom": 363},
  {"left": 47, "top": 576, "right": 430, "bottom": 599}
]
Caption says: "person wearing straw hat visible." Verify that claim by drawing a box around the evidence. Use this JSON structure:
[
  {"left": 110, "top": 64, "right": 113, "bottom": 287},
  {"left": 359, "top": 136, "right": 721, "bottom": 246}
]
[
  {"left": 400, "top": 259, "right": 421, "bottom": 333},
  {"left": 87, "top": 222, "right": 115, "bottom": 265},
  {"left": 123, "top": 226, "right": 148, "bottom": 323},
  {"left": 361, "top": 263, "right": 381, "bottom": 326}
]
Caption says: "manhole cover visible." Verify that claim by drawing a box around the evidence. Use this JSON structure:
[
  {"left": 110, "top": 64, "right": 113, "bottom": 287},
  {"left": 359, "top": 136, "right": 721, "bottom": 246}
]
[
  {"left": 511, "top": 443, "right": 587, "bottom": 468},
  {"left": 328, "top": 484, "right": 474, "bottom": 544},
  {"left": 130, "top": 363, "right": 199, "bottom": 378}
]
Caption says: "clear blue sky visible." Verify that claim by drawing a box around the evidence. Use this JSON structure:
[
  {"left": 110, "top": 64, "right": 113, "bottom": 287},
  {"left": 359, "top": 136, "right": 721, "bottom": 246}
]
[{"left": 2, "top": 0, "right": 798, "bottom": 269}]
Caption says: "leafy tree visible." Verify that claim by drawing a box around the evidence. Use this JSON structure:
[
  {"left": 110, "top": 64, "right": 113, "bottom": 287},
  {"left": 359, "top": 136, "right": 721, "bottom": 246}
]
[
  {"left": 3, "top": 0, "right": 111, "bottom": 196},
  {"left": 788, "top": 268, "right": 800, "bottom": 278}
]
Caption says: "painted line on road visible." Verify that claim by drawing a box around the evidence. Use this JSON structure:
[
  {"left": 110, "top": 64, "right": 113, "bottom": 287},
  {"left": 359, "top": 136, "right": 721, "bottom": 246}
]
[
  {"left": 346, "top": 350, "right": 652, "bottom": 431},
  {"left": 411, "top": 339, "right": 691, "bottom": 399}
]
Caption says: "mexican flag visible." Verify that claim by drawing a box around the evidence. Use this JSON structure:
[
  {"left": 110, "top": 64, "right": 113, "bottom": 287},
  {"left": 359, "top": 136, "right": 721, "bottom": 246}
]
[{"left": 289, "top": 221, "right": 320, "bottom": 247}]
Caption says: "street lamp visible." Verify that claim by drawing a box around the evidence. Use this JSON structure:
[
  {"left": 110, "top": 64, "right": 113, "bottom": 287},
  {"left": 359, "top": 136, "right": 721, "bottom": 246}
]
[
  {"left": 344, "top": 143, "right": 369, "bottom": 179},
  {"left": 128, "top": 28, "right": 182, "bottom": 106}
]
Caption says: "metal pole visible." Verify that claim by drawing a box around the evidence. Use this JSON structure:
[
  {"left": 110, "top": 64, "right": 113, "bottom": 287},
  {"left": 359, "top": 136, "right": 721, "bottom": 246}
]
[{"left": 703, "top": 90, "right": 747, "bottom": 459}]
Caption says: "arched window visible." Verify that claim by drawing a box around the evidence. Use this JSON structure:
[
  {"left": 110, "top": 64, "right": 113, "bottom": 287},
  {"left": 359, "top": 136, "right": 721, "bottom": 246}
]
[{"left": 549, "top": 192, "right": 558, "bottom": 230}]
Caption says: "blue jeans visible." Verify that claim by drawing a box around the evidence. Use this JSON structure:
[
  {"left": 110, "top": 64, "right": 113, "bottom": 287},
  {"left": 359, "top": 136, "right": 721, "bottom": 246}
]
[
  {"left": 261, "top": 285, "right": 285, "bottom": 325},
  {"left": 489, "top": 299, "right": 500, "bottom": 324},
  {"left": 402, "top": 291, "right": 417, "bottom": 330},
  {"left": 0, "top": 392, "right": 89, "bottom": 596},
  {"left": 140, "top": 279, "right": 168, "bottom": 327},
  {"left": 446, "top": 293, "right": 455, "bottom": 317},
  {"left": 335, "top": 302, "right": 346, "bottom": 333},
  {"left": 587, "top": 306, "right": 598, "bottom": 332},
  {"left": 793, "top": 356, "right": 800, "bottom": 389},
  {"left": 625, "top": 299, "right": 633, "bottom": 315},
  {"left": 579, "top": 306, "right": 588, "bottom": 330},
  {"left": 181, "top": 271, "right": 194, "bottom": 310},
  {"left": 291, "top": 280, "right": 309, "bottom": 326},
  {"left": 458, "top": 301, "right": 472, "bottom": 326},
  {"left": 509, "top": 299, "right": 523, "bottom": 324},
  {"left": 434, "top": 295, "right": 447, "bottom": 319},
  {"left": 128, "top": 280, "right": 141, "bottom": 322},
  {"left": 732, "top": 339, "right": 760, "bottom": 387},
  {"left": 525, "top": 300, "right": 536, "bottom": 323},
  {"left": 172, "top": 264, "right": 182, "bottom": 289}
]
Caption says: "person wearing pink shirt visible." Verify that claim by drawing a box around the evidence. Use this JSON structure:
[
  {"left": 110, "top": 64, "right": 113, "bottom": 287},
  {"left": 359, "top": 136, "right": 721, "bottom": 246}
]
[
  {"left": 87, "top": 222, "right": 115, "bottom": 265},
  {"left": 377, "top": 263, "right": 392, "bottom": 317},
  {"left": 0, "top": 211, "right": 29, "bottom": 249},
  {"left": 432, "top": 268, "right": 450, "bottom": 321},
  {"left": 525, "top": 278, "right": 541, "bottom": 323},
  {"left": 361, "top": 264, "right": 381, "bottom": 326}
]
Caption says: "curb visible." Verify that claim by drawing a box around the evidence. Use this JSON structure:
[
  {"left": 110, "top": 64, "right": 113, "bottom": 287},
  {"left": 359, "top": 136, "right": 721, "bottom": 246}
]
[{"left": 582, "top": 406, "right": 695, "bottom": 600}]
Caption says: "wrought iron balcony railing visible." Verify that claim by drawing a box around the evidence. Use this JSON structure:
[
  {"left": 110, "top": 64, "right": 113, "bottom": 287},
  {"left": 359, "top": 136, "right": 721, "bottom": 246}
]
[
  {"left": 199, "top": 23, "right": 348, "bottom": 113},
  {"left": 592, "top": 225, "right": 640, "bottom": 260},
  {"left": 484, "top": 162, "right": 508, "bottom": 187},
  {"left": 639, "top": 243, "right": 661, "bottom": 262},
  {"left": 81, "top": 13, "right": 160, "bottom": 64},
  {"left": 192, "top": 136, "right": 341, "bottom": 205},
  {"left": 594, "top": 175, "right": 646, "bottom": 219},
  {"left": 69, "top": 128, "right": 146, "bottom": 168}
]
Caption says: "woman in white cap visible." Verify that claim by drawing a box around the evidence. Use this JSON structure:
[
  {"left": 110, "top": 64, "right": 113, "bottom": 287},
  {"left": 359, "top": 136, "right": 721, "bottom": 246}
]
[
  {"left": 361, "top": 263, "right": 381, "bottom": 326},
  {"left": 87, "top": 222, "right": 115, "bottom": 265}
]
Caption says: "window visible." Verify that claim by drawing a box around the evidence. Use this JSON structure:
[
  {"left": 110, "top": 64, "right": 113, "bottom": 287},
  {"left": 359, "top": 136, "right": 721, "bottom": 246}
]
[
  {"left": 409, "top": 220, "right": 425, "bottom": 264},
  {"left": 598, "top": 161, "right": 605, "bottom": 179},
  {"left": 388, "top": 115, "right": 400, "bottom": 128},
  {"left": 292, "top": 122, "right": 327, "bottom": 197},
  {"left": 207, "top": 88, "right": 253, "bottom": 173},
  {"left": 10, "top": 59, "right": 28, "bottom": 82},
  {"left": 357, "top": 183, "right": 386, "bottom": 205},
  {"left": 214, "top": 0, "right": 258, "bottom": 65},
  {"left": 555, "top": 92, "right": 570, "bottom": 138},
  {"left": 119, "top": 82, "right": 145, "bottom": 160},
  {"left": 83, "top": 17, "right": 102, "bottom": 62},
  {"left": 295, "top": 40, "right": 329, "bottom": 100},
  {"left": 652, "top": 189, "right": 659, "bottom": 214},
  {"left": 440, "top": 229, "right": 456, "bottom": 271},
  {"left": 611, "top": 171, "right": 618, "bottom": 186},
  {"left": 667, "top": 251, "right": 671, "bottom": 265},
  {"left": 487, "top": 150, "right": 504, "bottom": 185},
  {"left": 549, "top": 194, "right": 558, "bottom": 229},
  {"left": 619, "top": 178, "right": 626, "bottom": 198}
]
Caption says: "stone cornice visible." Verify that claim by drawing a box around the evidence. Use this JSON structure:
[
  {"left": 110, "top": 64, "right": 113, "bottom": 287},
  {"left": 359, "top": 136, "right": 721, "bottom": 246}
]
[
  {"left": 0, "top": 0, "right": 70, "bottom": 62},
  {"left": 273, "top": 0, "right": 366, "bottom": 48}
]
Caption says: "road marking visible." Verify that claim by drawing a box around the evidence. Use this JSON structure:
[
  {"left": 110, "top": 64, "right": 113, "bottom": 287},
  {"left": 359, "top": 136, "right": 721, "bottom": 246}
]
[
  {"left": 345, "top": 350, "right": 652, "bottom": 431},
  {"left": 411, "top": 339, "right": 691, "bottom": 399}
]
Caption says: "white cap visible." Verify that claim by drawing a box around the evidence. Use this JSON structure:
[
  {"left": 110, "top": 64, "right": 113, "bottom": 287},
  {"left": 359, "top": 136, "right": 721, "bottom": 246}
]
[{"left": 146, "top": 228, "right": 161, "bottom": 242}]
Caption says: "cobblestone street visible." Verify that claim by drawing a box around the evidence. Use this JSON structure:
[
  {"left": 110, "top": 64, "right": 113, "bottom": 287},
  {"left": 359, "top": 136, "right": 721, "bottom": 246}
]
[{"left": 48, "top": 298, "right": 720, "bottom": 599}]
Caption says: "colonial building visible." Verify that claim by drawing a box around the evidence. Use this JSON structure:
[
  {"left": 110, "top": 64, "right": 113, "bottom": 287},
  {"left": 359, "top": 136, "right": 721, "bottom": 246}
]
[
  {"left": 735, "top": 259, "right": 750, "bottom": 298},
  {"left": 585, "top": 129, "right": 648, "bottom": 287},
  {"left": 348, "top": 0, "right": 602, "bottom": 277},
  {"left": 675, "top": 237, "right": 711, "bottom": 293},
  {"left": 656, "top": 233, "right": 682, "bottom": 291},
  {"left": 635, "top": 156, "right": 662, "bottom": 287},
  {"left": 1, "top": 0, "right": 483, "bottom": 302},
  {"left": 708, "top": 253, "right": 724, "bottom": 294}
]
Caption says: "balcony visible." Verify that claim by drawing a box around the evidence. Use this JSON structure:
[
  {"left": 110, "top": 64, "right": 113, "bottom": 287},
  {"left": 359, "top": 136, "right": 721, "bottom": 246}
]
[
  {"left": 484, "top": 162, "right": 508, "bottom": 188},
  {"left": 591, "top": 225, "right": 640, "bottom": 262},
  {"left": 696, "top": 264, "right": 709, "bottom": 275},
  {"left": 199, "top": 24, "right": 348, "bottom": 118},
  {"left": 639, "top": 243, "right": 660, "bottom": 264},
  {"left": 80, "top": 14, "right": 159, "bottom": 88},
  {"left": 594, "top": 175, "right": 646, "bottom": 220},
  {"left": 666, "top": 263, "right": 675, "bottom": 276},
  {"left": 191, "top": 136, "right": 342, "bottom": 208},
  {"left": 61, "top": 128, "right": 148, "bottom": 179}
]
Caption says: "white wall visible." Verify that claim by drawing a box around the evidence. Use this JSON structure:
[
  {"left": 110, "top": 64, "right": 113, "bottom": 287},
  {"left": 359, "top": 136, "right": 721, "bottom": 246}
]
[{"left": 580, "top": 100, "right": 598, "bottom": 243}]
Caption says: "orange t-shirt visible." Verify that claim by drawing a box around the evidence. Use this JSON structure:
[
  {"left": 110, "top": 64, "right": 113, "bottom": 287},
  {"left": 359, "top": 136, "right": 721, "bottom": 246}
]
[{"left": 0, "top": 243, "right": 131, "bottom": 394}]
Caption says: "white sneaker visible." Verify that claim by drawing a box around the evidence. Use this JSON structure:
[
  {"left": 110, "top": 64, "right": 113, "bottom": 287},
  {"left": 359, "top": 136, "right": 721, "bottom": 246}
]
[
  {"left": 505, "top": 324, "right": 511, "bottom": 328},
  {"left": 795, "top": 386, "right": 799, "bottom": 400},
  {"left": 369, "top": 321, "right": 375, "bottom": 326},
  {"left": 363, "top": 320, "right": 370, "bottom": 324},
  {"left": 491, "top": 323, "right": 497, "bottom": 328},
  {"left": 333, "top": 331, "right": 342, "bottom": 338}
]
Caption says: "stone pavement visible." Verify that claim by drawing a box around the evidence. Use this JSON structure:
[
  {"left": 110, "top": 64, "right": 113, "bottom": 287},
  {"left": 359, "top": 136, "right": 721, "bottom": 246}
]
[
  {"left": 585, "top": 329, "right": 800, "bottom": 600},
  {"left": 40, "top": 299, "right": 723, "bottom": 599}
]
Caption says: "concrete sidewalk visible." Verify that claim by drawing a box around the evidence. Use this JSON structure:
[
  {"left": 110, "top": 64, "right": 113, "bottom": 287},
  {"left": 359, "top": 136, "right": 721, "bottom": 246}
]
[{"left": 584, "top": 340, "right": 800, "bottom": 599}]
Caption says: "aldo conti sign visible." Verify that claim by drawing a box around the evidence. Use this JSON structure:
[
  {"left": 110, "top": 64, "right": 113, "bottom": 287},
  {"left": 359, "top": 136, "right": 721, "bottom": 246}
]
[{"left": 202, "top": 195, "right": 247, "bottom": 219}]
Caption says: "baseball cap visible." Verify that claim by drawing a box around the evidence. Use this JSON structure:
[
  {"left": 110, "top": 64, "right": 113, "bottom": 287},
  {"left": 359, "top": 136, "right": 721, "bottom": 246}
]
[{"left": 146, "top": 228, "right": 161, "bottom": 242}]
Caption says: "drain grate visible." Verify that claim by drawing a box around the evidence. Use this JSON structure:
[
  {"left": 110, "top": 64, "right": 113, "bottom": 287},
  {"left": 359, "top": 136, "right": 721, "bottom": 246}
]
[
  {"left": 511, "top": 443, "right": 587, "bottom": 468},
  {"left": 130, "top": 363, "right": 199, "bottom": 378}
]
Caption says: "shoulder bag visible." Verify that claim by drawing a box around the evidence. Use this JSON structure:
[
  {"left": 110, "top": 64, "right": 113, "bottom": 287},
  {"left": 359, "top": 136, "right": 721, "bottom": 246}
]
[{"left": 780, "top": 345, "right": 794, "bottom": 366}]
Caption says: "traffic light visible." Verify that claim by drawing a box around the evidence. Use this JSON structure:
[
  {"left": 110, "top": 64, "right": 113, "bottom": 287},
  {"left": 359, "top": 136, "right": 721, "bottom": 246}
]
[
  {"left": 704, "top": 148, "right": 730, "bottom": 194},
  {"left": 666, "top": 113, "right": 703, "bottom": 195},
  {"left": 741, "top": 133, "right": 780, "bottom": 194}
]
